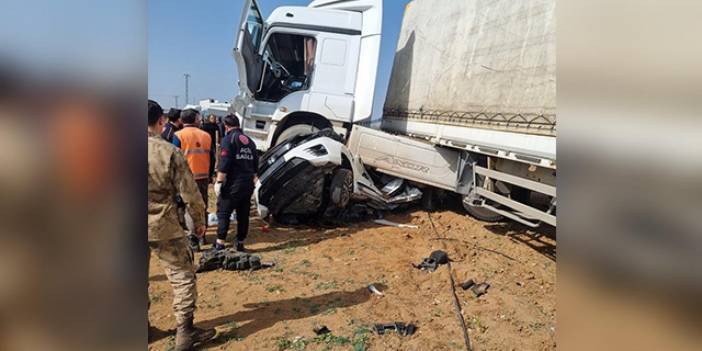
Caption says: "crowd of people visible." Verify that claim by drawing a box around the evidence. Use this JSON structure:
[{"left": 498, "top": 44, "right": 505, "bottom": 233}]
[{"left": 147, "top": 99, "right": 258, "bottom": 350}]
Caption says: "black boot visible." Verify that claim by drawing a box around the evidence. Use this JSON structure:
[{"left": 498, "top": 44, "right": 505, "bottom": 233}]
[
  {"left": 188, "top": 234, "right": 200, "bottom": 252},
  {"left": 175, "top": 317, "right": 215, "bottom": 351},
  {"left": 235, "top": 241, "right": 247, "bottom": 253}
]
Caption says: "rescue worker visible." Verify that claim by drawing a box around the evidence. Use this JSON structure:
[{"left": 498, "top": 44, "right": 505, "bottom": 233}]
[
  {"left": 213, "top": 114, "right": 258, "bottom": 251},
  {"left": 147, "top": 100, "right": 215, "bottom": 350},
  {"left": 161, "top": 108, "right": 182, "bottom": 144},
  {"left": 175, "top": 109, "right": 213, "bottom": 251}
]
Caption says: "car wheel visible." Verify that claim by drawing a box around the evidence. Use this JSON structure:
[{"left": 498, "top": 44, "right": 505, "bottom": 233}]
[{"left": 329, "top": 168, "right": 352, "bottom": 208}]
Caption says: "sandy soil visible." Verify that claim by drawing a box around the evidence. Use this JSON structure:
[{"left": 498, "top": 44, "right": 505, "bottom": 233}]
[{"left": 148, "top": 196, "right": 556, "bottom": 351}]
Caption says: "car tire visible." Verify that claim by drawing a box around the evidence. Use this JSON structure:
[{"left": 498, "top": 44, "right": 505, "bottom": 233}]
[{"left": 329, "top": 168, "right": 352, "bottom": 208}]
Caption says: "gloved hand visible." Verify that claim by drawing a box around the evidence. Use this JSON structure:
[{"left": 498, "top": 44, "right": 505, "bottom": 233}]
[{"left": 214, "top": 181, "right": 223, "bottom": 197}]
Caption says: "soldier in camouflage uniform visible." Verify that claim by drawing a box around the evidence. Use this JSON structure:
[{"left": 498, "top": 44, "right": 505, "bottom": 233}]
[{"left": 148, "top": 100, "right": 216, "bottom": 350}]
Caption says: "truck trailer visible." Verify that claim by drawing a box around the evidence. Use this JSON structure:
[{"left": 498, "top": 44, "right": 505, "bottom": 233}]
[{"left": 232, "top": 0, "right": 556, "bottom": 227}]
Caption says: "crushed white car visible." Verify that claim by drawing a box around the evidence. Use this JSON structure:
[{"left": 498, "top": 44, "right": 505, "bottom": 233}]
[{"left": 254, "top": 129, "right": 423, "bottom": 223}]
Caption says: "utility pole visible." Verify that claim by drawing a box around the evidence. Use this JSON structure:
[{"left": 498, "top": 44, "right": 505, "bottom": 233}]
[
  {"left": 184, "top": 73, "right": 190, "bottom": 105},
  {"left": 173, "top": 95, "right": 179, "bottom": 108}
]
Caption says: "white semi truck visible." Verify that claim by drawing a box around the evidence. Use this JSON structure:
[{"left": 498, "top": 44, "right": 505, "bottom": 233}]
[{"left": 232, "top": 0, "right": 556, "bottom": 227}]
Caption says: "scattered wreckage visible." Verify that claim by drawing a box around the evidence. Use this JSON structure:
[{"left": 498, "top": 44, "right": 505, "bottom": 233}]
[
  {"left": 196, "top": 248, "right": 274, "bottom": 273},
  {"left": 413, "top": 250, "right": 449, "bottom": 272},
  {"left": 374, "top": 322, "right": 416, "bottom": 337},
  {"left": 254, "top": 129, "right": 424, "bottom": 224}
]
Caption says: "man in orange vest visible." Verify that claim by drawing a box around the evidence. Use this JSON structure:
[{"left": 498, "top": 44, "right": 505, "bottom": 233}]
[{"left": 175, "top": 109, "right": 213, "bottom": 251}]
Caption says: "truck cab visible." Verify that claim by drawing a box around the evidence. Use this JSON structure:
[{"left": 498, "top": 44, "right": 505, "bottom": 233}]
[{"left": 232, "top": 0, "right": 383, "bottom": 152}]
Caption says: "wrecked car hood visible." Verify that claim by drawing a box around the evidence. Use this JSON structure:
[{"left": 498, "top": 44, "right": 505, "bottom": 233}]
[{"left": 255, "top": 129, "right": 424, "bottom": 223}]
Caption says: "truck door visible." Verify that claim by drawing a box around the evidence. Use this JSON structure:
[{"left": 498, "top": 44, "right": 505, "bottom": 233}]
[
  {"left": 234, "top": 0, "right": 265, "bottom": 98},
  {"left": 308, "top": 0, "right": 383, "bottom": 122}
]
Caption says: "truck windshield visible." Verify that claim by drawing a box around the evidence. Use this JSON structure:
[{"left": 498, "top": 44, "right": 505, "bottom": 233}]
[{"left": 256, "top": 33, "right": 316, "bottom": 102}]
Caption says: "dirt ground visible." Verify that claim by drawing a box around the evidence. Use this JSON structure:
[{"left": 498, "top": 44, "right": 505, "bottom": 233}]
[{"left": 148, "top": 194, "right": 556, "bottom": 351}]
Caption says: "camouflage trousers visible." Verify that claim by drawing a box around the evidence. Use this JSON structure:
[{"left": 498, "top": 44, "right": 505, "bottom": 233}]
[{"left": 148, "top": 237, "right": 197, "bottom": 324}]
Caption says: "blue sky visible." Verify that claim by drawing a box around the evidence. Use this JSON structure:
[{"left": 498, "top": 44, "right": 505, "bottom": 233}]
[{"left": 148, "top": 0, "right": 409, "bottom": 120}]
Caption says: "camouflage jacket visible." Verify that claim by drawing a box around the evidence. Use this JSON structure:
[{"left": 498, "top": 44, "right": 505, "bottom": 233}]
[{"left": 148, "top": 131, "right": 206, "bottom": 241}]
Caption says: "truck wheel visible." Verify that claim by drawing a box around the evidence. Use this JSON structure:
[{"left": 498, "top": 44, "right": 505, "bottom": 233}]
[
  {"left": 275, "top": 124, "right": 319, "bottom": 146},
  {"left": 463, "top": 204, "right": 504, "bottom": 222},
  {"left": 462, "top": 194, "right": 505, "bottom": 222},
  {"left": 464, "top": 186, "right": 529, "bottom": 222},
  {"left": 329, "top": 168, "right": 353, "bottom": 208}
]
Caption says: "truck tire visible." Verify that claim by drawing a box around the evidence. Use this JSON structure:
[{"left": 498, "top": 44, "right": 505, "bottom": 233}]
[
  {"left": 464, "top": 186, "right": 529, "bottom": 222},
  {"left": 462, "top": 192, "right": 505, "bottom": 222},
  {"left": 275, "top": 123, "right": 320, "bottom": 146},
  {"left": 329, "top": 168, "right": 352, "bottom": 208},
  {"left": 463, "top": 203, "right": 505, "bottom": 222}
]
